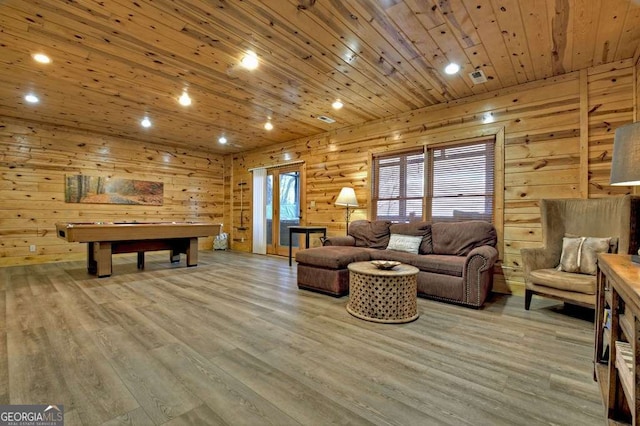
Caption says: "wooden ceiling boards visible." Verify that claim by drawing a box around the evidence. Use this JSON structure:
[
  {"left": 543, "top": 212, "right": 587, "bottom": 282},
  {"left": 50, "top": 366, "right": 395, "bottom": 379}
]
[{"left": 1, "top": 0, "right": 639, "bottom": 153}]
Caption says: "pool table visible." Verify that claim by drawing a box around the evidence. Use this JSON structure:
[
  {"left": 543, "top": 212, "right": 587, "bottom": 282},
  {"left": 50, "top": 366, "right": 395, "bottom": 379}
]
[{"left": 56, "top": 222, "right": 222, "bottom": 277}]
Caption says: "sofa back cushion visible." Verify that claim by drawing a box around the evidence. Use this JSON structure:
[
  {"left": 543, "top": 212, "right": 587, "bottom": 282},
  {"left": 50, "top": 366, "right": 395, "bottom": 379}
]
[
  {"left": 432, "top": 221, "right": 497, "bottom": 256},
  {"left": 389, "top": 222, "right": 433, "bottom": 254},
  {"left": 348, "top": 220, "right": 391, "bottom": 249}
]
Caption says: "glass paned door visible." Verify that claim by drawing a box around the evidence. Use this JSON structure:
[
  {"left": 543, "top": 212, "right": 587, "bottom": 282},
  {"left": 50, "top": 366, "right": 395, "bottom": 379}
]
[{"left": 266, "top": 166, "right": 302, "bottom": 256}]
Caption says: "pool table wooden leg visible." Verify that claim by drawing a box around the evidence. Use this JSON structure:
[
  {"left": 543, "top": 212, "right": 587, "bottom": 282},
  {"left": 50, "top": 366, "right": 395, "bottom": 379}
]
[
  {"left": 137, "top": 252, "right": 145, "bottom": 269},
  {"left": 186, "top": 237, "right": 198, "bottom": 266},
  {"left": 94, "top": 241, "right": 112, "bottom": 277}
]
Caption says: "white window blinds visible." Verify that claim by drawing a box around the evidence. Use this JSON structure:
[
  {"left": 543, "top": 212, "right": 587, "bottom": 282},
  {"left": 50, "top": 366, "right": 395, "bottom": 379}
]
[
  {"left": 427, "top": 140, "right": 494, "bottom": 222},
  {"left": 372, "top": 151, "right": 424, "bottom": 222},
  {"left": 372, "top": 139, "right": 494, "bottom": 223}
]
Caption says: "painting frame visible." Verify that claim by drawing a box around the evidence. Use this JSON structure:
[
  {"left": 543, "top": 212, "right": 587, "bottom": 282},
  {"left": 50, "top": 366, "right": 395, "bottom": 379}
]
[{"left": 65, "top": 175, "right": 164, "bottom": 206}]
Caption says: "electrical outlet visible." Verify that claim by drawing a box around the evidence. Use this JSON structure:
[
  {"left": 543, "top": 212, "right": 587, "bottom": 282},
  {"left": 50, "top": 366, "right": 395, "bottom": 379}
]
[
  {"left": 29, "top": 244, "right": 36, "bottom": 252},
  {"left": 310, "top": 200, "right": 316, "bottom": 208}
]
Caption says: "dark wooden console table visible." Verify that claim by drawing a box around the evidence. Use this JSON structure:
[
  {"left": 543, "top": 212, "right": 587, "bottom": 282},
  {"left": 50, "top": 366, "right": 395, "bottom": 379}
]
[{"left": 288, "top": 225, "right": 327, "bottom": 266}]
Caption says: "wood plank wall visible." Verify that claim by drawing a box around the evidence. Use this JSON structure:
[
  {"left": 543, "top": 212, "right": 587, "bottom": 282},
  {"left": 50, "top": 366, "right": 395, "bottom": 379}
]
[
  {"left": 0, "top": 117, "right": 225, "bottom": 266},
  {"left": 1, "top": 59, "right": 636, "bottom": 293},
  {"left": 227, "top": 59, "right": 637, "bottom": 294}
]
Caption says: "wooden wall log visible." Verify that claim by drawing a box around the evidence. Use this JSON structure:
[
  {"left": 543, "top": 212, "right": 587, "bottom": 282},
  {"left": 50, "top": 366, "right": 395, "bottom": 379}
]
[{"left": 0, "top": 117, "right": 224, "bottom": 266}]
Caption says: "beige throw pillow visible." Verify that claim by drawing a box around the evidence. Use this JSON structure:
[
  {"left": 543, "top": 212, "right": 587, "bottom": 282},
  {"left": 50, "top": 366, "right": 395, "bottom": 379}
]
[
  {"left": 560, "top": 237, "right": 583, "bottom": 273},
  {"left": 580, "top": 237, "right": 612, "bottom": 275},
  {"left": 559, "top": 236, "right": 611, "bottom": 275},
  {"left": 386, "top": 234, "right": 422, "bottom": 254}
]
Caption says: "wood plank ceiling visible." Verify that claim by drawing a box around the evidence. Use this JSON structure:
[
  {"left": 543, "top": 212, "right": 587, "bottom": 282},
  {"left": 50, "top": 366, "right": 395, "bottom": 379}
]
[{"left": 1, "top": 0, "right": 640, "bottom": 154}]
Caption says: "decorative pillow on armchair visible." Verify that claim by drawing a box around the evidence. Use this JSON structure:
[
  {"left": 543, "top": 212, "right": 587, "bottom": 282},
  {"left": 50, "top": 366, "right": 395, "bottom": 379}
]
[{"left": 559, "top": 236, "right": 611, "bottom": 275}]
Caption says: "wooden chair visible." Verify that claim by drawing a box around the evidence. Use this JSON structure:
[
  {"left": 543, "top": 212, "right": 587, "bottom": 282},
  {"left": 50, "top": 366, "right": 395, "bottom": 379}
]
[{"left": 521, "top": 195, "right": 640, "bottom": 310}]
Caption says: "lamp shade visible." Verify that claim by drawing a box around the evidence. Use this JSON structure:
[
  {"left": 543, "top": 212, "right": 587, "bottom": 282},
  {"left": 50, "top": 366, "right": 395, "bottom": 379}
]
[
  {"left": 611, "top": 122, "right": 640, "bottom": 186},
  {"left": 335, "top": 187, "right": 358, "bottom": 207}
]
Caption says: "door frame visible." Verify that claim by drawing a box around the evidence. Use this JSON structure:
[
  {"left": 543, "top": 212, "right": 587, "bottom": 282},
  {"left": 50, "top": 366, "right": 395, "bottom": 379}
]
[{"left": 266, "top": 163, "right": 306, "bottom": 256}]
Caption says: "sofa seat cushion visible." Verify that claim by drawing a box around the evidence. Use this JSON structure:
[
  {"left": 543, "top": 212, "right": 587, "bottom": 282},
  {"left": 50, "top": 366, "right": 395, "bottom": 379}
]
[
  {"left": 369, "top": 251, "right": 464, "bottom": 277},
  {"left": 369, "top": 249, "right": 417, "bottom": 264},
  {"left": 529, "top": 268, "right": 596, "bottom": 295},
  {"left": 412, "top": 255, "right": 464, "bottom": 277},
  {"left": 295, "top": 246, "right": 371, "bottom": 269}
]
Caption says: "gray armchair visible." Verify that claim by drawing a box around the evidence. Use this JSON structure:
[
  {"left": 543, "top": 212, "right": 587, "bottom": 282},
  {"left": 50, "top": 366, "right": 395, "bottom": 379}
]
[{"left": 521, "top": 195, "right": 640, "bottom": 310}]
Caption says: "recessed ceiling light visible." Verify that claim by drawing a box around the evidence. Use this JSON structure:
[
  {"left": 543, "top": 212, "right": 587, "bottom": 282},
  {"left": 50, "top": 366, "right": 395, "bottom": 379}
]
[
  {"left": 32, "top": 53, "right": 51, "bottom": 64},
  {"left": 140, "top": 116, "right": 152, "bottom": 128},
  {"left": 264, "top": 121, "right": 273, "bottom": 131},
  {"left": 24, "top": 93, "right": 39, "bottom": 103},
  {"left": 178, "top": 91, "right": 191, "bottom": 106},
  {"left": 444, "top": 63, "right": 460, "bottom": 75},
  {"left": 240, "top": 51, "right": 259, "bottom": 70},
  {"left": 218, "top": 136, "right": 227, "bottom": 144},
  {"left": 332, "top": 99, "right": 343, "bottom": 109}
]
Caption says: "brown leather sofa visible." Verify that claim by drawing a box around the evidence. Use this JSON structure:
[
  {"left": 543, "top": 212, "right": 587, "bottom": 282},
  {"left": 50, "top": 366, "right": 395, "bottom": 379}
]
[{"left": 295, "top": 220, "right": 499, "bottom": 308}]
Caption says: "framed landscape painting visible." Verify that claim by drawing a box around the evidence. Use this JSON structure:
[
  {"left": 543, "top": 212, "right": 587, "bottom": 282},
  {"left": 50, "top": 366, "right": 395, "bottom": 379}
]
[{"left": 65, "top": 175, "right": 163, "bottom": 205}]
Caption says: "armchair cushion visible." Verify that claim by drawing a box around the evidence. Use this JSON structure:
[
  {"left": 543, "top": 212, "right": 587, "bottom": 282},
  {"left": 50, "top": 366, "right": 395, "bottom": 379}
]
[{"left": 529, "top": 269, "right": 596, "bottom": 295}]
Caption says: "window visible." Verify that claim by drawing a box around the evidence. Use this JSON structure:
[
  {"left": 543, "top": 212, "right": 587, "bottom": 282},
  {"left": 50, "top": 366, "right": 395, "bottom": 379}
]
[
  {"left": 372, "top": 151, "right": 424, "bottom": 222},
  {"left": 372, "top": 139, "right": 495, "bottom": 223}
]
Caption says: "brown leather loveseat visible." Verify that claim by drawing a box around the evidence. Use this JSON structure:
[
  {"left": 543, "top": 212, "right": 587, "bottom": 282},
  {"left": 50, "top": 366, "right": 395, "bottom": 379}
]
[{"left": 295, "top": 220, "right": 499, "bottom": 308}]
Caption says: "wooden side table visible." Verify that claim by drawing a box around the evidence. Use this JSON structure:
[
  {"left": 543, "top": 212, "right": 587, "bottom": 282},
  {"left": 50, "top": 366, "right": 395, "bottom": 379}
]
[
  {"left": 594, "top": 253, "right": 640, "bottom": 424},
  {"left": 288, "top": 225, "right": 327, "bottom": 266},
  {"left": 347, "top": 261, "right": 419, "bottom": 323}
]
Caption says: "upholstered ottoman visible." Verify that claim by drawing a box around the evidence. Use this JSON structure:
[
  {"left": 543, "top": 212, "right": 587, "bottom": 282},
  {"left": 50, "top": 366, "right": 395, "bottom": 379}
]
[{"left": 295, "top": 246, "right": 372, "bottom": 296}]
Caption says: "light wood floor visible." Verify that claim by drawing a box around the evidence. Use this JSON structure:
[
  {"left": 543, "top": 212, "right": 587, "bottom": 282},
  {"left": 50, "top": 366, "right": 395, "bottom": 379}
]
[{"left": 0, "top": 250, "right": 603, "bottom": 425}]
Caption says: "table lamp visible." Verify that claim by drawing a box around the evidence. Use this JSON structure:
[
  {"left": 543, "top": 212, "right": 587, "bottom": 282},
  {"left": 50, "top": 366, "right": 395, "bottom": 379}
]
[
  {"left": 335, "top": 187, "right": 358, "bottom": 235},
  {"left": 610, "top": 122, "right": 640, "bottom": 263}
]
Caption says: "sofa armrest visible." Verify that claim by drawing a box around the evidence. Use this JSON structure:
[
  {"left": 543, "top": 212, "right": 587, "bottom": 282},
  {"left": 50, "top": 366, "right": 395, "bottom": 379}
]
[
  {"left": 462, "top": 245, "right": 498, "bottom": 307},
  {"left": 520, "top": 247, "right": 559, "bottom": 278},
  {"left": 322, "top": 236, "right": 356, "bottom": 246},
  {"left": 464, "top": 245, "right": 498, "bottom": 273}
]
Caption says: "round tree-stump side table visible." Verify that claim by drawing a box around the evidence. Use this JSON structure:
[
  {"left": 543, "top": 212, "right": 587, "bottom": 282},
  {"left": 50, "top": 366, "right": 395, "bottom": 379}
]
[{"left": 346, "top": 261, "right": 419, "bottom": 323}]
